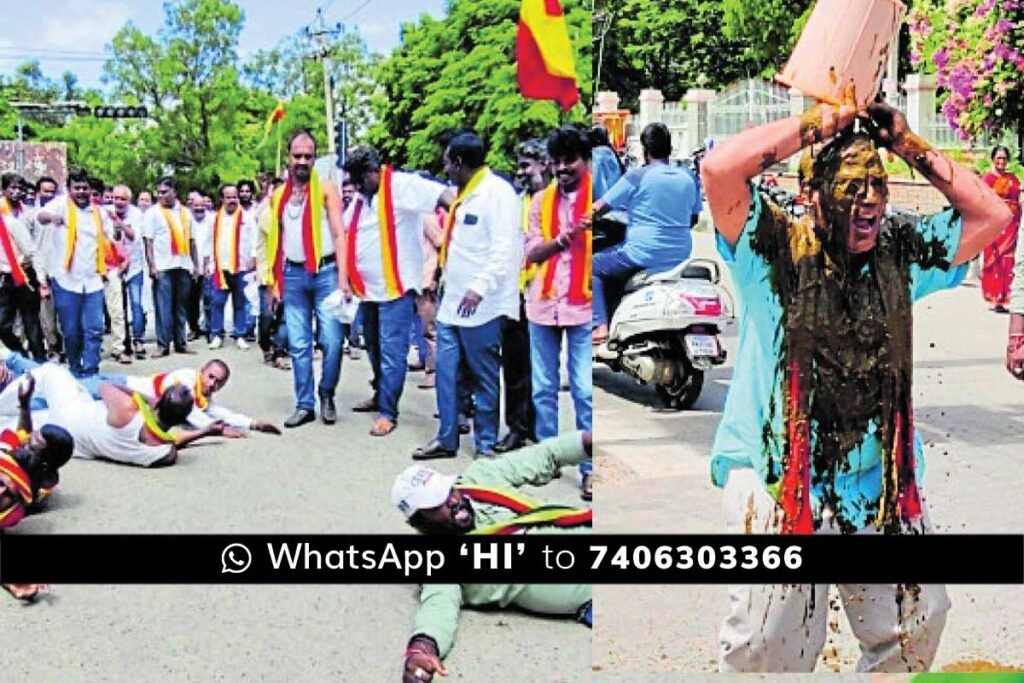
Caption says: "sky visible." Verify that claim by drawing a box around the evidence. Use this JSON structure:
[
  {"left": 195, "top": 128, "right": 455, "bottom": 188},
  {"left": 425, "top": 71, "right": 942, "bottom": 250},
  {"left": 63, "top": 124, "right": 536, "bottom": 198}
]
[{"left": 0, "top": 0, "right": 447, "bottom": 90}]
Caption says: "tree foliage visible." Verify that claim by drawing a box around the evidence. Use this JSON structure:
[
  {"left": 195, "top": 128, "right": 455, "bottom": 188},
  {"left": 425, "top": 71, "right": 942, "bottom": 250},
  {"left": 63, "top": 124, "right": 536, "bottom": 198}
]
[
  {"left": 368, "top": 0, "right": 592, "bottom": 176},
  {"left": 909, "top": 0, "right": 1024, "bottom": 156}
]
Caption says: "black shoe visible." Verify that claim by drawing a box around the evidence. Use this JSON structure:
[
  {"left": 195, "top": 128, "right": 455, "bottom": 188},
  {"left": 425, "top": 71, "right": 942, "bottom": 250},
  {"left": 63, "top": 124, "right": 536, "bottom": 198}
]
[
  {"left": 412, "top": 440, "right": 457, "bottom": 460},
  {"left": 458, "top": 417, "right": 471, "bottom": 435},
  {"left": 320, "top": 395, "right": 337, "bottom": 424},
  {"left": 407, "top": 362, "right": 426, "bottom": 372},
  {"left": 352, "top": 397, "right": 378, "bottom": 413},
  {"left": 493, "top": 432, "right": 532, "bottom": 453},
  {"left": 284, "top": 409, "right": 316, "bottom": 428},
  {"left": 157, "top": 347, "right": 171, "bottom": 357}
]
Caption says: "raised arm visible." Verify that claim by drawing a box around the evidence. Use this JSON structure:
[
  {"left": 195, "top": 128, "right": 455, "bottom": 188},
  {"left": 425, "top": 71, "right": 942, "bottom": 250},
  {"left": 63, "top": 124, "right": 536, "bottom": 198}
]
[
  {"left": 701, "top": 94, "right": 858, "bottom": 246},
  {"left": 863, "top": 103, "right": 1011, "bottom": 266}
]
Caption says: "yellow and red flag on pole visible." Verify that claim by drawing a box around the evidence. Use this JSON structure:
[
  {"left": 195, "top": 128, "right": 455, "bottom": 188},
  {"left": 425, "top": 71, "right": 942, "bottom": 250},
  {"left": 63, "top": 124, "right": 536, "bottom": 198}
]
[
  {"left": 258, "top": 101, "right": 287, "bottom": 175},
  {"left": 516, "top": 0, "right": 580, "bottom": 111}
]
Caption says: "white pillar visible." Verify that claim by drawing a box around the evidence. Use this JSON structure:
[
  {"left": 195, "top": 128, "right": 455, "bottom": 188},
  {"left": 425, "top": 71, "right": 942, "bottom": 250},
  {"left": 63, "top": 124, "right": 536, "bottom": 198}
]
[
  {"left": 905, "top": 73, "right": 937, "bottom": 143},
  {"left": 683, "top": 88, "right": 716, "bottom": 154},
  {"left": 594, "top": 91, "right": 620, "bottom": 113},
  {"left": 638, "top": 89, "right": 665, "bottom": 133}
]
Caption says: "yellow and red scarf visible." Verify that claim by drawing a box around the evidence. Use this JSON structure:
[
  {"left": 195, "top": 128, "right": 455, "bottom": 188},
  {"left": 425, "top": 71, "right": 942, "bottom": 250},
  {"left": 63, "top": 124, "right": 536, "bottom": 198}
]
[
  {"left": 0, "top": 212, "right": 28, "bottom": 286},
  {"left": 538, "top": 172, "right": 592, "bottom": 304},
  {"left": 346, "top": 165, "right": 406, "bottom": 299},
  {"left": 438, "top": 166, "right": 489, "bottom": 270},
  {"left": 456, "top": 484, "right": 592, "bottom": 535},
  {"left": 211, "top": 208, "right": 243, "bottom": 290},
  {"left": 266, "top": 169, "right": 325, "bottom": 297},
  {"left": 133, "top": 392, "right": 177, "bottom": 444},
  {"left": 159, "top": 206, "right": 191, "bottom": 256},
  {"left": 0, "top": 197, "right": 22, "bottom": 218},
  {"left": 0, "top": 430, "right": 33, "bottom": 529},
  {"left": 519, "top": 193, "right": 538, "bottom": 292},
  {"left": 64, "top": 202, "right": 109, "bottom": 275},
  {"left": 152, "top": 371, "right": 209, "bottom": 411}
]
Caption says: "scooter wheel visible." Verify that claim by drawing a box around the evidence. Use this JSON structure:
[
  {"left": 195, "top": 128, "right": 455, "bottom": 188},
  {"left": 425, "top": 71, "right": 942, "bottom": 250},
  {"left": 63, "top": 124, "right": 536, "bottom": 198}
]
[{"left": 656, "top": 370, "right": 704, "bottom": 410}]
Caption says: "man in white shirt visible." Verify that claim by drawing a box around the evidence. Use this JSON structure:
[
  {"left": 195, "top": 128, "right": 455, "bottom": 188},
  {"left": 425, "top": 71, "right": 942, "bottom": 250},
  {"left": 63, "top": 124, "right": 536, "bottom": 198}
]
[
  {"left": 101, "top": 184, "right": 142, "bottom": 365},
  {"left": 413, "top": 132, "right": 522, "bottom": 459},
  {"left": 143, "top": 177, "right": 200, "bottom": 356},
  {"left": 31, "top": 176, "right": 62, "bottom": 360},
  {"left": 188, "top": 191, "right": 214, "bottom": 343},
  {"left": 342, "top": 148, "right": 448, "bottom": 437},
  {"left": 109, "top": 185, "right": 148, "bottom": 359},
  {"left": 204, "top": 184, "right": 255, "bottom": 349},
  {"left": 35, "top": 168, "right": 114, "bottom": 377},
  {"left": 237, "top": 179, "right": 261, "bottom": 341},
  {"left": 0, "top": 173, "right": 47, "bottom": 362}
]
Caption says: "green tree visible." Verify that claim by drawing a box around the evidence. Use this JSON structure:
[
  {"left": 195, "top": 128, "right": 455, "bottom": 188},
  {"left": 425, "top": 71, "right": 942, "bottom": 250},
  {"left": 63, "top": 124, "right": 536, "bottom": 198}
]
[
  {"left": 720, "top": 0, "right": 813, "bottom": 77},
  {"left": 369, "top": 0, "right": 592, "bottom": 175},
  {"left": 595, "top": 0, "right": 762, "bottom": 110}
]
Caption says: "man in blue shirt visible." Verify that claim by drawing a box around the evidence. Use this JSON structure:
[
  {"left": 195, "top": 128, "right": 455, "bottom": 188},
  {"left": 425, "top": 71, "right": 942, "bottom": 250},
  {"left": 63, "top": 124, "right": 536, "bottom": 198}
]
[
  {"left": 589, "top": 125, "right": 623, "bottom": 201},
  {"left": 591, "top": 123, "right": 699, "bottom": 343},
  {"left": 700, "top": 92, "right": 1010, "bottom": 672}
]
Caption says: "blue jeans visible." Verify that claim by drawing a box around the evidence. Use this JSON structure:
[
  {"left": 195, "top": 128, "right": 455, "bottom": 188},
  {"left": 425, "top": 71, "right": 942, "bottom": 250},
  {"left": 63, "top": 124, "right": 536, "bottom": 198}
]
[
  {"left": 52, "top": 281, "right": 105, "bottom": 377},
  {"left": 435, "top": 318, "right": 501, "bottom": 452},
  {"left": 592, "top": 244, "right": 643, "bottom": 327},
  {"left": 411, "top": 311, "right": 429, "bottom": 365},
  {"left": 125, "top": 271, "right": 146, "bottom": 342},
  {"left": 4, "top": 352, "right": 126, "bottom": 409},
  {"left": 210, "top": 270, "right": 251, "bottom": 339},
  {"left": 282, "top": 261, "right": 344, "bottom": 411},
  {"left": 529, "top": 323, "right": 592, "bottom": 441},
  {"left": 362, "top": 293, "right": 415, "bottom": 421},
  {"left": 154, "top": 268, "right": 191, "bottom": 350}
]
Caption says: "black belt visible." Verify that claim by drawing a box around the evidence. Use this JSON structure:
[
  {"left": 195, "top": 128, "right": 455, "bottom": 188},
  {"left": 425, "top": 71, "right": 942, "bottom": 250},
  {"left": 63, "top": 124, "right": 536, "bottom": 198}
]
[{"left": 286, "top": 253, "right": 336, "bottom": 269}]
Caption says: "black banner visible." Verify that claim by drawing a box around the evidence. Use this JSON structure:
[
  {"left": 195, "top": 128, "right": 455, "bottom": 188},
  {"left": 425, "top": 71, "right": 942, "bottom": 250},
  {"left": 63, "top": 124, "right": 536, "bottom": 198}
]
[{"left": 1, "top": 534, "right": 1021, "bottom": 584}]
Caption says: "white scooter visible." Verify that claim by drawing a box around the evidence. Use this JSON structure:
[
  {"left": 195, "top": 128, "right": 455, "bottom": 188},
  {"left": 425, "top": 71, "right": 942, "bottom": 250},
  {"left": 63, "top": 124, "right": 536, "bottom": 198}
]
[{"left": 593, "top": 258, "right": 732, "bottom": 409}]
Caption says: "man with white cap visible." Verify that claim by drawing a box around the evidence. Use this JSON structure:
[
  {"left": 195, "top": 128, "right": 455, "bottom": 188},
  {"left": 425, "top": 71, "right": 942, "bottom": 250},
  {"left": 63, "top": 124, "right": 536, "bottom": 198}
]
[{"left": 391, "top": 431, "right": 593, "bottom": 683}]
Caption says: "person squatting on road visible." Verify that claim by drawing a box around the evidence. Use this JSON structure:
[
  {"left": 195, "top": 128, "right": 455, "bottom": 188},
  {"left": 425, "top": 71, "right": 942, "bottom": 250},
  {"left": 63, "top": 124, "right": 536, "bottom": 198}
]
[
  {"left": 393, "top": 431, "right": 593, "bottom": 683},
  {"left": 699, "top": 87, "right": 1010, "bottom": 672}
]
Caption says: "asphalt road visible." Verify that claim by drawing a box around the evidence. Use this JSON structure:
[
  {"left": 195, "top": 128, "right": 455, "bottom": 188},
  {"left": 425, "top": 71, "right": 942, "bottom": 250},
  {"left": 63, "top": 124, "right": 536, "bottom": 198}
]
[
  {"left": 593, "top": 229, "right": 1024, "bottom": 676},
  {"left": 2, "top": 336, "right": 590, "bottom": 682}
]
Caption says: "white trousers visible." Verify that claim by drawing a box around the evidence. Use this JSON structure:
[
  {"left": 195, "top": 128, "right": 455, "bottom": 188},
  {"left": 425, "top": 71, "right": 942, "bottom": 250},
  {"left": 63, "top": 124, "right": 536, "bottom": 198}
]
[{"left": 718, "top": 468, "right": 950, "bottom": 673}]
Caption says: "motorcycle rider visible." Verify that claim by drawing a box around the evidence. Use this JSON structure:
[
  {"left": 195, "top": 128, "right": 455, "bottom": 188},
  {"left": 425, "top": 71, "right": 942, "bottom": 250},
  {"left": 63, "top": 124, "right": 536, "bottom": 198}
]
[{"left": 591, "top": 122, "right": 700, "bottom": 344}]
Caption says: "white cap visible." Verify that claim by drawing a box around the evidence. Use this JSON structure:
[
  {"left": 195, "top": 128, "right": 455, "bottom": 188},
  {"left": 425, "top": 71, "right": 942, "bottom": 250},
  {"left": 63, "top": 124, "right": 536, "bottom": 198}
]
[{"left": 391, "top": 465, "right": 457, "bottom": 519}]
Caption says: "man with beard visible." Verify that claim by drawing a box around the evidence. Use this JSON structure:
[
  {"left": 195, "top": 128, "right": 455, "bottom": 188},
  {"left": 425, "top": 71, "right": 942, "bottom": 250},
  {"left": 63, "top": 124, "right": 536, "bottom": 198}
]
[
  {"left": 0, "top": 173, "right": 48, "bottom": 362},
  {"left": 110, "top": 185, "right": 148, "bottom": 359},
  {"left": 257, "top": 130, "right": 346, "bottom": 428},
  {"left": 393, "top": 431, "right": 593, "bottom": 683},
  {"left": 187, "top": 190, "right": 214, "bottom": 343},
  {"left": 143, "top": 178, "right": 199, "bottom": 356},
  {"left": 524, "top": 126, "right": 593, "bottom": 499},
  {"left": 490, "top": 139, "right": 550, "bottom": 454},
  {"left": 342, "top": 147, "right": 448, "bottom": 436},
  {"left": 237, "top": 179, "right": 260, "bottom": 342},
  {"left": 699, "top": 90, "right": 1010, "bottom": 670},
  {"left": 0, "top": 368, "right": 74, "bottom": 601},
  {"left": 35, "top": 168, "right": 115, "bottom": 377}
]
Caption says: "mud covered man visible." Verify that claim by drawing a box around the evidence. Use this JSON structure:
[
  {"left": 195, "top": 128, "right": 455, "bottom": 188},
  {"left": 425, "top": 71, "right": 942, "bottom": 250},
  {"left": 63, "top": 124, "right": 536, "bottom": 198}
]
[{"left": 700, "top": 89, "right": 1010, "bottom": 673}]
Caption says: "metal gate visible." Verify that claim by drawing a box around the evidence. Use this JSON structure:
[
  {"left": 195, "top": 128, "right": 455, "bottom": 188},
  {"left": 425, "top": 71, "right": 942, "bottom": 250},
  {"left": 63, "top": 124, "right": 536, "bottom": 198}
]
[{"left": 708, "top": 79, "right": 791, "bottom": 143}]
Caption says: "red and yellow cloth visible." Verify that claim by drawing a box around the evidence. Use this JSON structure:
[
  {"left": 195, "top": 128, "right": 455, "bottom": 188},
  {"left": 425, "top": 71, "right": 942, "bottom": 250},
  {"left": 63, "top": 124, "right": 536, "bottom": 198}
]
[
  {"left": 346, "top": 165, "right": 406, "bottom": 299},
  {"left": 266, "top": 169, "right": 325, "bottom": 297},
  {"left": 456, "top": 484, "right": 592, "bottom": 535},
  {"left": 536, "top": 173, "right": 592, "bottom": 304},
  {"left": 0, "top": 212, "right": 28, "bottom": 286},
  {"left": 515, "top": 0, "right": 580, "bottom": 111},
  {"left": 0, "top": 429, "right": 33, "bottom": 529},
  {"left": 152, "top": 370, "right": 208, "bottom": 411},
  {"left": 159, "top": 206, "right": 191, "bottom": 257},
  {"left": 211, "top": 208, "right": 243, "bottom": 290},
  {"left": 64, "top": 203, "right": 111, "bottom": 275}
]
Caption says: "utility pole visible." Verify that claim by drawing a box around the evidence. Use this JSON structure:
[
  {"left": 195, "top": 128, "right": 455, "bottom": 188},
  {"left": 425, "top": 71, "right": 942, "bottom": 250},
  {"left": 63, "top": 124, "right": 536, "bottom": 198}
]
[{"left": 304, "top": 9, "right": 343, "bottom": 153}]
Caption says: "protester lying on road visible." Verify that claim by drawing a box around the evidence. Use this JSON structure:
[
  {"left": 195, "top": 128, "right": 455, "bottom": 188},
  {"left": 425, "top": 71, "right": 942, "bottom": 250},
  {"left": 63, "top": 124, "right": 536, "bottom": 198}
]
[{"left": 392, "top": 431, "right": 593, "bottom": 683}]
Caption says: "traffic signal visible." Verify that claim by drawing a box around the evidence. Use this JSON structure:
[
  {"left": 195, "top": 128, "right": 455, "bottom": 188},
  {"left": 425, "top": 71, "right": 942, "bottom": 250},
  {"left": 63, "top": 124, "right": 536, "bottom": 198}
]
[{"left": 93, "top": 105, "right": 148, "bottom": 119}]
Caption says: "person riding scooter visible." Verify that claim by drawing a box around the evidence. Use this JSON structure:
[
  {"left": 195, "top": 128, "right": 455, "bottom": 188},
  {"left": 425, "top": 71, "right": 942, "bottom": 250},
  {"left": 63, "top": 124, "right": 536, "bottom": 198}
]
[{"left": 591, "top": 123, "right": 701, "bottom": 344}]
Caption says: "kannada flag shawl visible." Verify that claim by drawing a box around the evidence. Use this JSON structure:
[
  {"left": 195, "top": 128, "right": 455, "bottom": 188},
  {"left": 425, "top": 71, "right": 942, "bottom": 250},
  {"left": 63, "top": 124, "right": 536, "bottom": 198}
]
[
  {"left": 537, "top": 172, "right": 592, "bottom": 304},
  {"left": 265, "top": 169, "right": 326, "bottom": 298},
  {"left": 64, "top": 203, "right": 110, "bottom": 275},
  {"left": 346, "top": 165, "right": 406, "bottom": 300},
  {"left": 0, "top": 212, "right": 28, "bottom": 286},
  {"left": 211, "top": 208, "right": 243, "bottom": 290},
  {"left": 457, "top": 484, "right": 592, "bottom": 535}
]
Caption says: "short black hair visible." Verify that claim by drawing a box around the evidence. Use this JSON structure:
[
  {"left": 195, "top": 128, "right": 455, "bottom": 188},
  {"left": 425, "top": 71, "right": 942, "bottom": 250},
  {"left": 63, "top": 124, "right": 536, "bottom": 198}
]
[
  {"left": 589, "top": 125, "right": 612, "bottom": 149},
  {"left": 640, "top": 123, "right": 672, "bottom": 160},
  {"left": 446, "top": 132, "right": 486, "bottom": 168},
  {"left": 219, "top": 183, "right": 237, "bottom": 198},
  {"left": 992, "top": 145, "right": 1011, "bottom": 160},
  {"left": 35, "top": 176, "right": 57, "bottom": 192},
  {"left": 1, "top": 172, "right": 25, "bottom": 190},
  {"left": 39, "top": 424, "right": 74, "bottom": 471},
  {"left": 547, "top": 125, "right": 592, "bottom": 162},
  {"left": 237, "top": 179, "right": 256, "bottom": 194},
  {"left": 156, "top": 176, "right": 176, "bottom": 191},
  {"left": 204, "top": 358, "right": 230, "bottom": 381},
  {"left": 156, "top": 385, "right": 194, "bottom": 427},
  {"left": 343, "top": 147, "right": 381, "bottom": 181},
  {"left": 67, "top": 168, "right": 90, "bottom": 188},
  {"left": 88, "top": 177, "right": 105, "bottom": 193}
]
